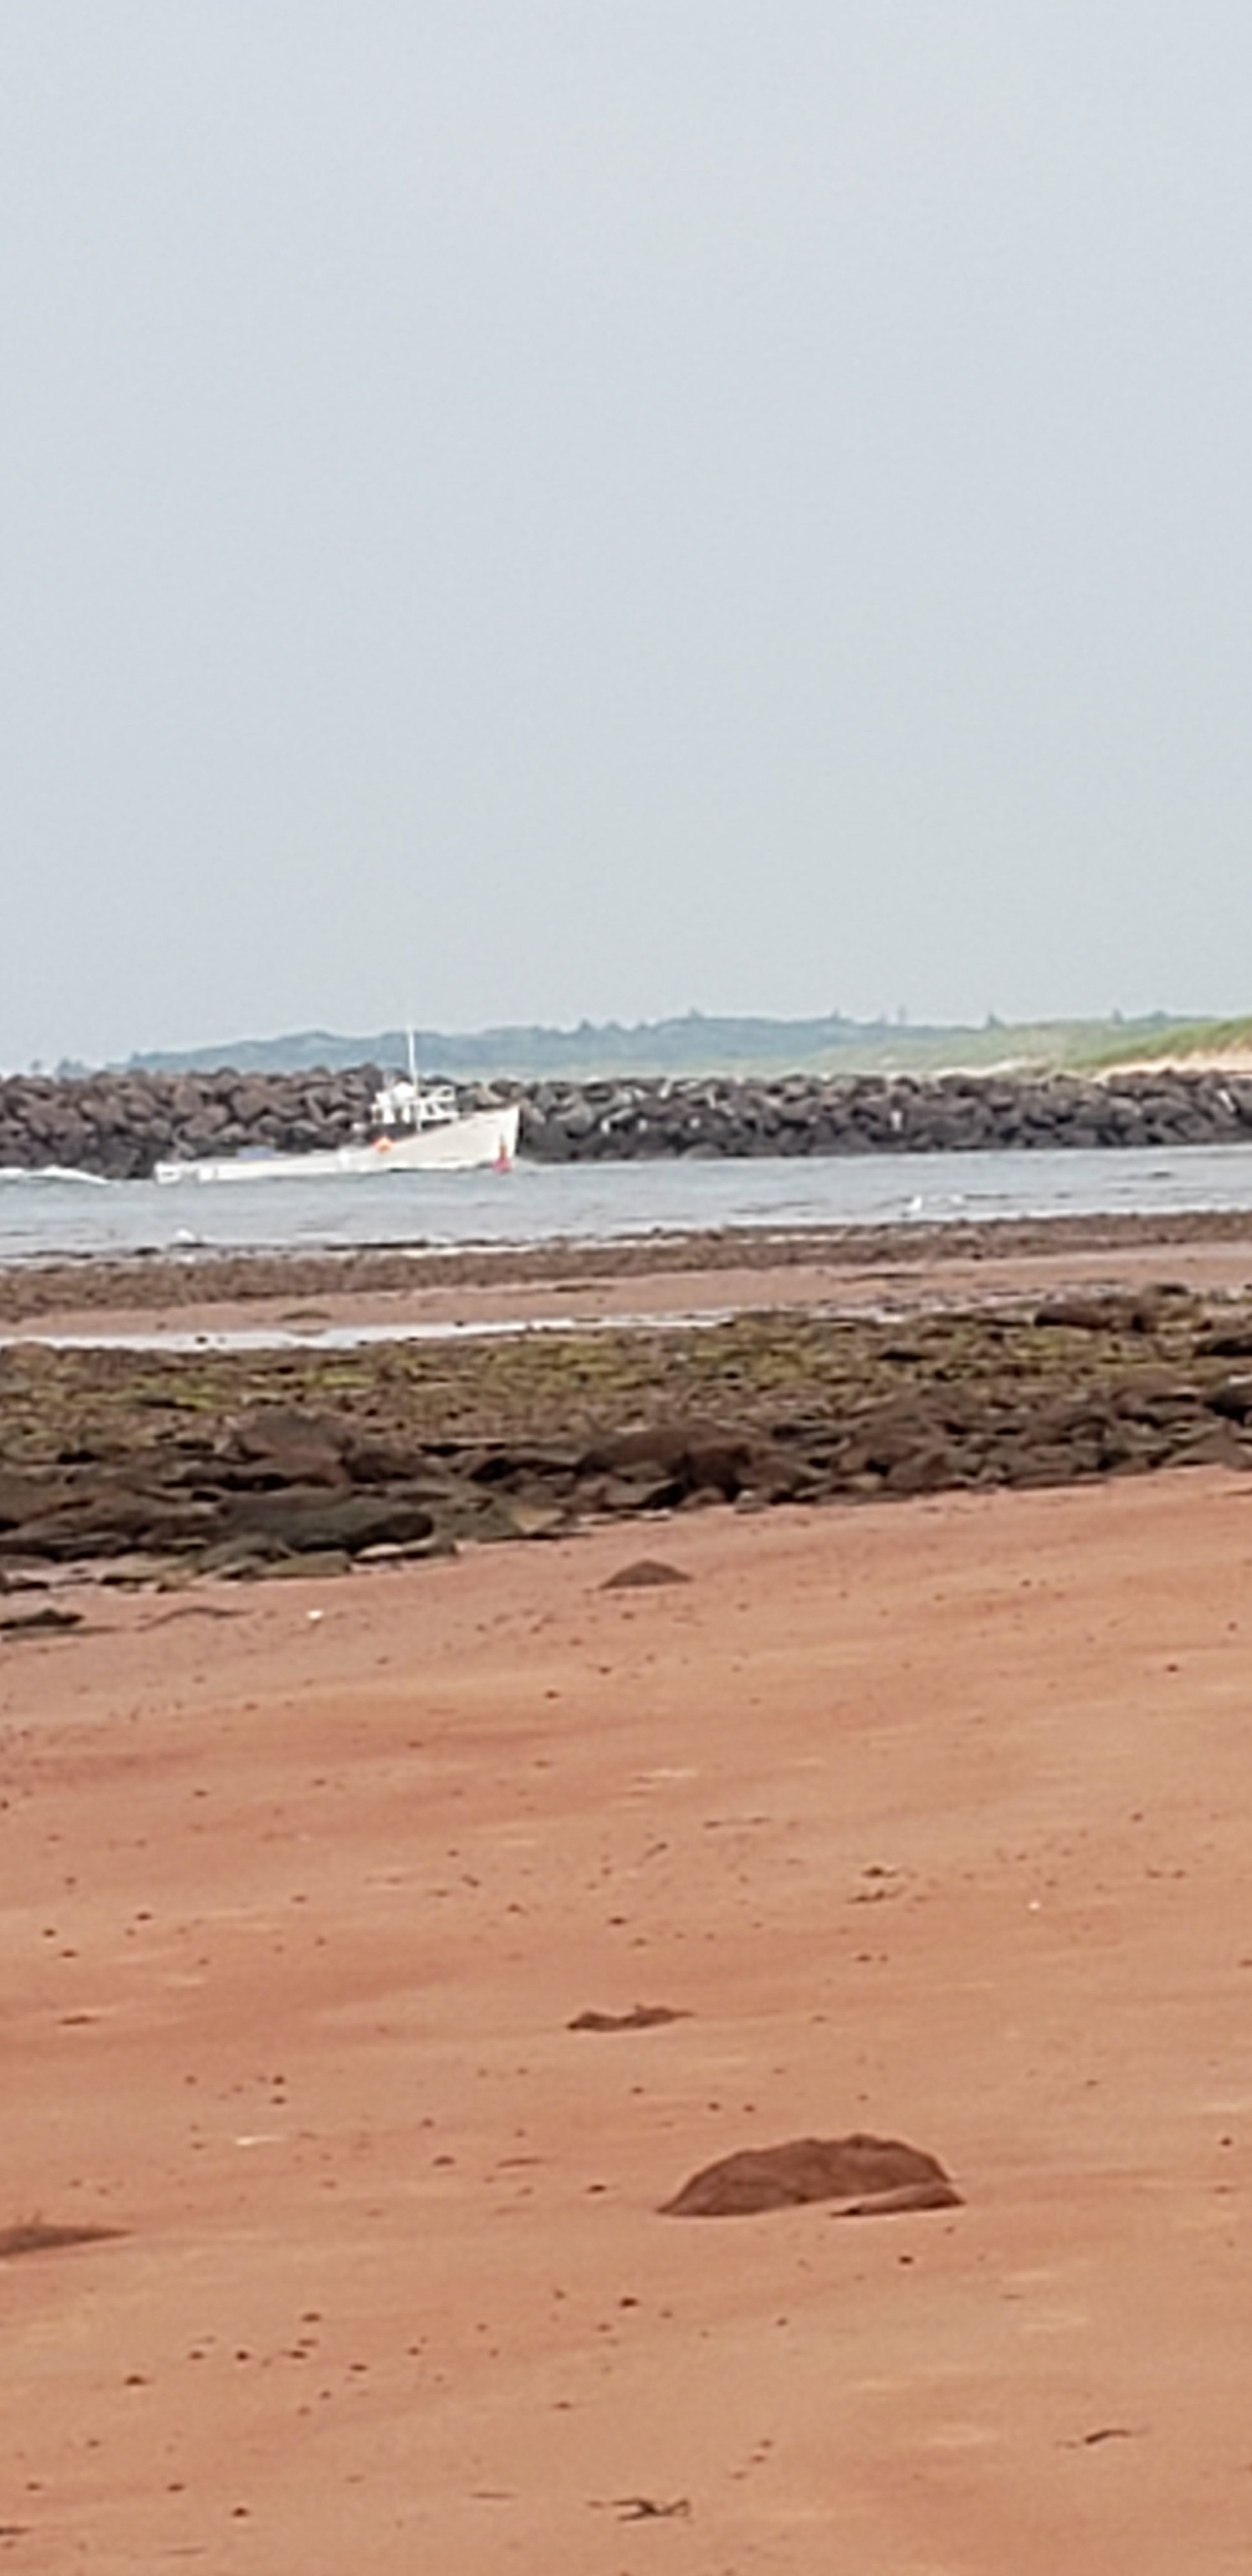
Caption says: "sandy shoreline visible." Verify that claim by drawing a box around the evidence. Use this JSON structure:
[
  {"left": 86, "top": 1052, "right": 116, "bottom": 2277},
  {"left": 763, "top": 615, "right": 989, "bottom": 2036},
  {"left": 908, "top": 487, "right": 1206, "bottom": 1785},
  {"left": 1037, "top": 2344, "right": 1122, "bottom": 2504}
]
[
  {"left": 10, "top": 1241, "right": 1252, "bottom": 1348},
  {"left": 7, "top": 1210, "right": 1252, "bottom": 2566},
  {"left": 6, "top": 1476, "right": 1252, "bottom": 2571},
  {"left": 5, "top": 1209, "right": 1252, "bottom": 1343}
]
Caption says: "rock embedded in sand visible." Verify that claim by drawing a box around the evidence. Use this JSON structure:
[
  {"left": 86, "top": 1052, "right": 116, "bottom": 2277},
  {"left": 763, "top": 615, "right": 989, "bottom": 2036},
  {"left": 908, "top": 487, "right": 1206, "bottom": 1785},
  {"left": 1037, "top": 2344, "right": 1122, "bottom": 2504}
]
[
  {"left": 659, "top": 2132, "right": 961, "bottom": 2218},
  {"left": 568, "top": 2004, "right": 691, "bottom": 2031},
  {"left": 0, "top": 2220, "right": 126, "bottom": 2260},
  {"left": 0, "top": 1603, "right": 84, "bottom": 1635},
  {"left": 600, "top": 1559, "right": 692, "bottom": 1590}
]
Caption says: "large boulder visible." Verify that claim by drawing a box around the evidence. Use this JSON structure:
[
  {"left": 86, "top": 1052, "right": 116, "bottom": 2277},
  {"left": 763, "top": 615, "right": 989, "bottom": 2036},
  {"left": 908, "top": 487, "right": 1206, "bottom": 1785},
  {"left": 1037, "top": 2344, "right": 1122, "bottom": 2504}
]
[
  {"left": 223, "top": 1488, "right": 436, "bottom": 1556},
  {"left": 660, "top": 2132, "right": 962, "bottom": 2218}
]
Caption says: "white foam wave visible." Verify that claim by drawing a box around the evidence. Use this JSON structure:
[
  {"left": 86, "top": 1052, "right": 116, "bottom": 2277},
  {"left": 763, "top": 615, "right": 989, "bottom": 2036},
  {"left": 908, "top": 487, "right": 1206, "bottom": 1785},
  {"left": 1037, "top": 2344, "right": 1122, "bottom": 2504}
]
[{"left": 0, "top": 1165, "right": 110, "bottom": 1187}]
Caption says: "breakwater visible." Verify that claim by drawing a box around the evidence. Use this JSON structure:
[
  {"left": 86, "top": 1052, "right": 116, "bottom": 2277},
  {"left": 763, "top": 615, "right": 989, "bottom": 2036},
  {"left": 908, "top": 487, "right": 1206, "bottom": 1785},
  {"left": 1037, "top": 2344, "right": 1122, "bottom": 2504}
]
[{"left": 3, "top": 1063, "right": 1252, "bottom": 1179}]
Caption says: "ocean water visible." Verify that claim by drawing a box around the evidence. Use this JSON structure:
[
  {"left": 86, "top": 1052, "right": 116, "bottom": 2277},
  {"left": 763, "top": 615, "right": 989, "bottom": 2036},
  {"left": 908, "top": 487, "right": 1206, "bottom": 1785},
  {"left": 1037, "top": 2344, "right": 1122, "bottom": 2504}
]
[{"left": 4, "top": 1142, "right": 1252, "bottom": 1264}]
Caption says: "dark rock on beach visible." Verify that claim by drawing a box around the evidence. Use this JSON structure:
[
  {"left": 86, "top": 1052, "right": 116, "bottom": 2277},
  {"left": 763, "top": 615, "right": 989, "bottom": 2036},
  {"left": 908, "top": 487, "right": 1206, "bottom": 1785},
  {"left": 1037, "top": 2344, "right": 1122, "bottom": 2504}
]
[
  {"left": 0, "top": 2220, "right": 127, "bottom": 2261},
  {"left": 600, "top": 1558, "right": 692, "bottom": 1589},
  {"left": 222, "top": 1488, "right": 436, "bottom": 1557},
  {"left": 579, "top": 1423, "right": 758, "bottom": 1500},
  {"left": 660, "top": 2133, "right": 961, "bottom": 2218},
  {"left": 2, "top": 1285, "right": 1252, "bottom": 1576},
  {"left": 568, "top": 2004, "right": 691, "bottom": 2031}
]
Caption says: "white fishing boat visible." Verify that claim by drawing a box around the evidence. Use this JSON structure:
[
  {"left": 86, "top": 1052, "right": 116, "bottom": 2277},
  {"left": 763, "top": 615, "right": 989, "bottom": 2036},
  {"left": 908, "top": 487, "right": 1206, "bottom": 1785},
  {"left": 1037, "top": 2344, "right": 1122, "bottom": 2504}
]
[{"left": 154, "top": 1061, "right": 519, "bottom": 1187}]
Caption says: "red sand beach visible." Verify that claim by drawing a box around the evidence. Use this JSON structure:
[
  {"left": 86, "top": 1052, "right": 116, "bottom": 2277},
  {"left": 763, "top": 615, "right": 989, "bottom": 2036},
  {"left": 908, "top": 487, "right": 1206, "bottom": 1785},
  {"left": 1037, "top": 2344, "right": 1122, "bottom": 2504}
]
[{"left": 6, "top": 1469, "right": 1252, "bottom": 2572}]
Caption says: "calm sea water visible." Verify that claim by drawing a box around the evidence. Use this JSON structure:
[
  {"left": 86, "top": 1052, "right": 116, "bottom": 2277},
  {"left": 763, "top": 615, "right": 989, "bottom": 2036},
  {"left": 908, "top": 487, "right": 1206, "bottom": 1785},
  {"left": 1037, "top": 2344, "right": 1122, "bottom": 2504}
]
[{"left": 5, "top": 1143, "right": 1252, "bottom": 1264}]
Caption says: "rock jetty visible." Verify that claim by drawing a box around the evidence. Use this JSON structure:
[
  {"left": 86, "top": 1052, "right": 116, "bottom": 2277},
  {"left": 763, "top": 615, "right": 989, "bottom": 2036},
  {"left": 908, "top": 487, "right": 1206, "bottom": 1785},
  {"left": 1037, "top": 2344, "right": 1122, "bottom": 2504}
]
[
  {"left": 516, "top": 1067, "right": 1252, "bottom": 1161},
  {"left": 2, "top": 1064, "right": 1252, "bottom": 1178}
]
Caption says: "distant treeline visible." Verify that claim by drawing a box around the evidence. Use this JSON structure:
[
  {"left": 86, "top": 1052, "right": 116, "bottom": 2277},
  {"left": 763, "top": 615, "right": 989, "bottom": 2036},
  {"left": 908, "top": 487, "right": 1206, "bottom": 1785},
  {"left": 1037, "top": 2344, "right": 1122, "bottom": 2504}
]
[{"left": 117, "top": 1009, "right": 1185, "bottom": 1084}]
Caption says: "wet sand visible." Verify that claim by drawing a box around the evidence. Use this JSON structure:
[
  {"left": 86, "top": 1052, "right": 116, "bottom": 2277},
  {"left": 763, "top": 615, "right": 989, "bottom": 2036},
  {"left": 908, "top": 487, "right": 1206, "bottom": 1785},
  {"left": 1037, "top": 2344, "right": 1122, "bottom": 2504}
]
[
  {"left": 6, "top": 1473, "right": 1252, "bottom": 2572},
  {"left": 8, "top": 1227, "right": 1252, "bottom": 1346}
]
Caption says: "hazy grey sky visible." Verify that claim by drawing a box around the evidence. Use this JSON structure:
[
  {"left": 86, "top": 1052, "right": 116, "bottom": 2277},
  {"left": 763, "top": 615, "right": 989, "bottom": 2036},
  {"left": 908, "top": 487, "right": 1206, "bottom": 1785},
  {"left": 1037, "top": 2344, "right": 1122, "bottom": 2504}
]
[{"left": 4, "top": 3, "right": 1252, "bottom": 1066}]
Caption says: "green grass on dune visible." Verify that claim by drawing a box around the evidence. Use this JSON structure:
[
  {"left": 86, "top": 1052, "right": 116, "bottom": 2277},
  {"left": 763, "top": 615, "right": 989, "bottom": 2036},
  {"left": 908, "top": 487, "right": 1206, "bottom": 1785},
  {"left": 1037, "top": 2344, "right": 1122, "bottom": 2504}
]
[{"left": 1075, "top": 1015, "right": 1252, "bottom": 1071}]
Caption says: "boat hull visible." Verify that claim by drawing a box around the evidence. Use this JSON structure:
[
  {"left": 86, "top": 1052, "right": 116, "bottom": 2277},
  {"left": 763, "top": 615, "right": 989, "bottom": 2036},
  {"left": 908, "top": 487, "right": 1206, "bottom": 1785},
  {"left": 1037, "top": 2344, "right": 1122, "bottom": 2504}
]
[{"left": 154, "top": 1103, "right": 520, "bottom": 1185}]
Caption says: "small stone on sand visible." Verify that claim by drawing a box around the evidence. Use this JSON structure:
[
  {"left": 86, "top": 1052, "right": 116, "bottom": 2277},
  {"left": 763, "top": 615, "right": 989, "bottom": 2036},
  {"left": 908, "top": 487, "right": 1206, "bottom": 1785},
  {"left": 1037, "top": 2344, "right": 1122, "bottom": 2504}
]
[
  {"left": 568, "top": 2004, "right": 690, "bottom": 2033},
  {"left": 601, "top": 1560, "right": 692, "bottom": 1591}
]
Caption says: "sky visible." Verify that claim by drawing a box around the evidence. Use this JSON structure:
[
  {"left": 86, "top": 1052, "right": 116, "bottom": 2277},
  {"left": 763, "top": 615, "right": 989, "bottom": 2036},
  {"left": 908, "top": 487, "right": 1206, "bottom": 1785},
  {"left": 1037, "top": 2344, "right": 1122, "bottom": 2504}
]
[{"left": 4, "top": 2, "right": 1252, "bottom": 1068}]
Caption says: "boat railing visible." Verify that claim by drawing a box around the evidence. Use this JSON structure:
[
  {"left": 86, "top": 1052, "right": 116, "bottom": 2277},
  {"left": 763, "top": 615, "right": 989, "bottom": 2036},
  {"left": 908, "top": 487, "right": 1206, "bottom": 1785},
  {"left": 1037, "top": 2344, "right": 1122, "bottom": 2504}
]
[{"left": 371, "top": 1077, "right": 460, "bottom": 1132}]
